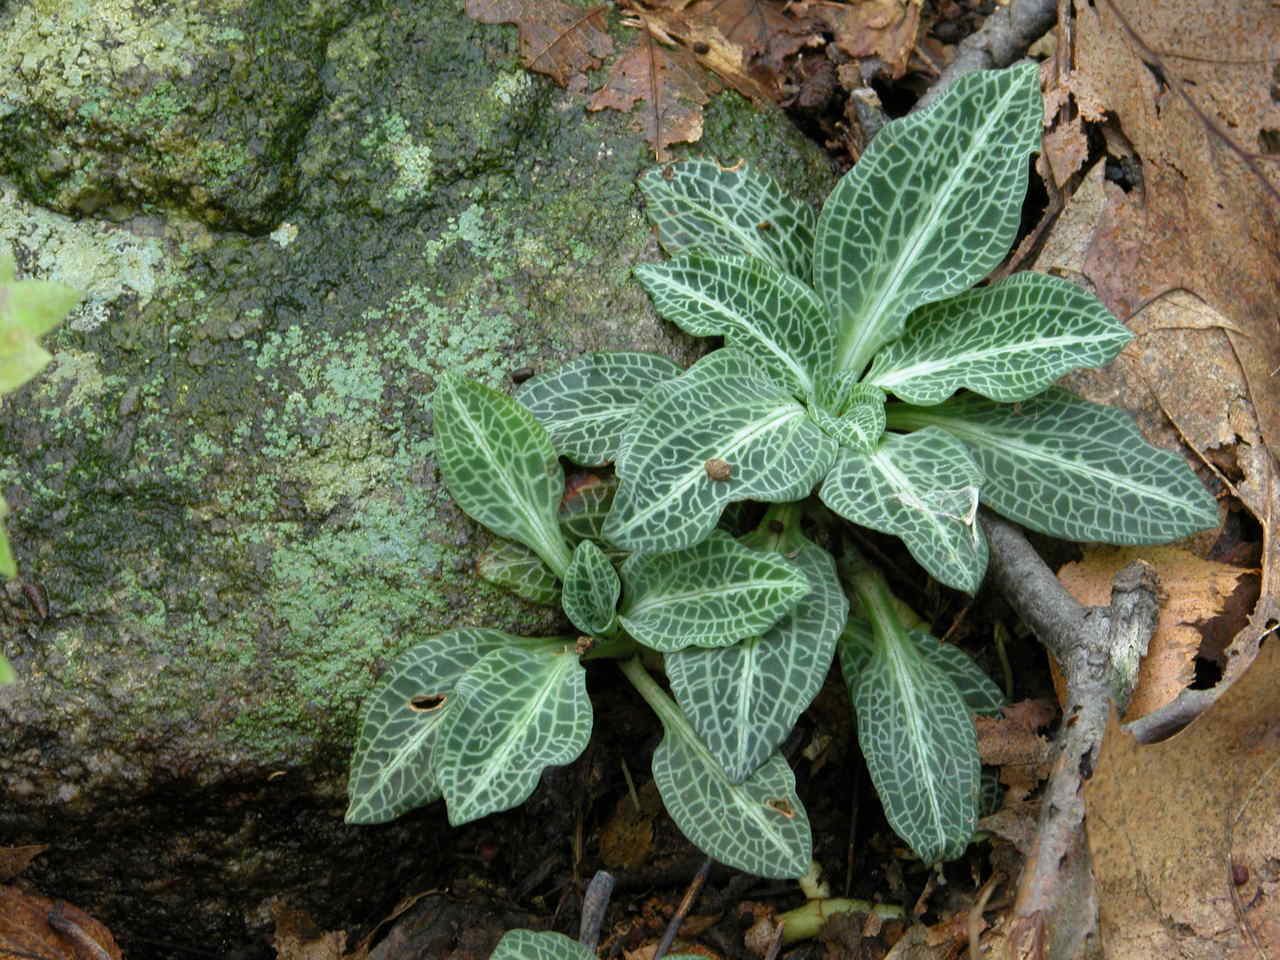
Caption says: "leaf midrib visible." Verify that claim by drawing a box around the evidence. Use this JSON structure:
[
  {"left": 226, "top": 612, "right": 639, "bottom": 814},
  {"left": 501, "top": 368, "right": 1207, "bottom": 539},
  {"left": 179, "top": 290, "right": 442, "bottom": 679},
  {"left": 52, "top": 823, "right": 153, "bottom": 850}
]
[{"left": 869, "top": 331, "right": 1121, "bottom": 390}]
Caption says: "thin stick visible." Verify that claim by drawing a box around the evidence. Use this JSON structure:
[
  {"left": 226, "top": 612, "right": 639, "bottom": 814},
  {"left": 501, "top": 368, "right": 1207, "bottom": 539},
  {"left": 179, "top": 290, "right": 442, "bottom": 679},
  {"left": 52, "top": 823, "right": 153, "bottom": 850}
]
[
  {"left": 47, "top": 903, "right": 112, "bottom": 960},
  {"left": 652, "top": 856, "right": 713, "bottom": 960},
  {"left": 579, "top": 870, "right": 616, "bottom": 951}
]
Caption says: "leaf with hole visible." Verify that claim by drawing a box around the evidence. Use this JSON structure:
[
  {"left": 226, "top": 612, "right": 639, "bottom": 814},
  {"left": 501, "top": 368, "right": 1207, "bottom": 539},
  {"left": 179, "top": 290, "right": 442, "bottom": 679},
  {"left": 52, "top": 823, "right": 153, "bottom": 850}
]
[
  {"left": 436, "top": 645, "right": 592, "bottom": 826},
  {"left": 518, "top": 352, "right": 682, "bottom": 466}
]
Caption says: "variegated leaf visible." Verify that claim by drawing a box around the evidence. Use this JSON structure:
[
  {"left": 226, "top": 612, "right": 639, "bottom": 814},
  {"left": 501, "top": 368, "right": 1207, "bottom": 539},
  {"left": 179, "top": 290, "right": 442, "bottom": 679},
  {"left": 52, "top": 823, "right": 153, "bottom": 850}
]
[
  {"left": 814, "top": 64, "right": 1042, "bottom": 376},
  {"left": 517, "top": 352, "right": 681, "bottom": 465},
  {"left": 622, "top": 658, "right": 812, "bottom": 878},
  {"left": 865, "top": 272, "right": 1134, "bottom": 405},
  {"left": 605, "top": 349, "right": 838, "bottom": 553},
  {"left": 346, "top": 628, "right": 518, "bottom": 824},
  {"left": 432, "top": 373, "right": 572, "bottom": 577},
  {"left": 562, "top": 539, "right": 621, "bottom": 636},
  {"left": 634, "top": 254, "right": 834, "bottom": 397},
  {"left": 888, "top": 389, "right": 1220, "bottom": 543},
  {"left": 811, "top": 394, "right": 886, "bottom": 453},
  {"left": 638, "top": 159, "right": 816, "bottom": 281},
  {"left": 476, "top": 539, "right": 561, "bottom": 606},
  {"left": 490, "top": 930, "right": 593, "bottom": 960},
  {"left": 618, "top": 530, "right": 809, "bottom": 652},
  {"left": 436, "top": 645, "right": 592, "bottom": 826},
  {"left": 821, "top": 428, "right": 988, "bottom": 593},
  {"left": 666, "top": 540, "right": 846, "bottom": 781}
]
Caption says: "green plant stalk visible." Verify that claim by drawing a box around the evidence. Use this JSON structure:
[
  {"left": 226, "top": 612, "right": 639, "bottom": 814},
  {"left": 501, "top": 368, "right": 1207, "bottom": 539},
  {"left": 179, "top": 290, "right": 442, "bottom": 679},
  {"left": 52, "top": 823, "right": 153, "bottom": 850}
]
[
  {"left": 619, "top": 655, "right": 692, "bottom": 735},
  {"left": 839, "top": 545, "right": 905, "bottom": 642},
  {"left": 777, "top": 897, "right": 906, "bottom": 944},
  {"left": 579, "top": 634, "right": 640, "bottom": 661}
]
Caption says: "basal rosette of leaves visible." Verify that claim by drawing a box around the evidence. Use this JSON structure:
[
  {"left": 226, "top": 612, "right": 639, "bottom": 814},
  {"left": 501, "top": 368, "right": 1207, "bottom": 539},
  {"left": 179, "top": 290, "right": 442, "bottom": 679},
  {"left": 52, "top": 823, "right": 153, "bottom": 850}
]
[
  {"left": 534, "top": 62, "right": 1215, "bottom": 594},
  {"left": 0, "top": 248, "right": 81, "bottom": 685},
  {"left": 346, "top": 373, "right": 829, "bottom": 880}
]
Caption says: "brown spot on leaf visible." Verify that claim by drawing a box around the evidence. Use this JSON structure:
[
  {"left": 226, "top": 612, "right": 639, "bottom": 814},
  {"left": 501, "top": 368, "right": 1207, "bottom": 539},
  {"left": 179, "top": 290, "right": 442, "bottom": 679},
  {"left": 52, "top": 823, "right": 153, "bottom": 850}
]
[
  {"left": 408, "top": 694, "right": 447, "bottom": 713},
  {"left": 704, "top": 458, "right": 732, "bottom": 481}
]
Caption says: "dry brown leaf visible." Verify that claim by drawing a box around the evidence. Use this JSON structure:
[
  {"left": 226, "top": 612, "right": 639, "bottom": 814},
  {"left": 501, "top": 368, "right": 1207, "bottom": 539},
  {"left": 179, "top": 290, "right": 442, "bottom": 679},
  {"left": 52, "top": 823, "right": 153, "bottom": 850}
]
[
  {"left": 797, "top": 0, "right": 921, "bottom": 79},
  {"left": 1057, "top": 545, "right": 1255, "bottom": 720},
  {"left": 271, "top": 901, "right": 366, "bottom": 960},
  {"left": 598, "top": 780, "right": 661, "bottom": 870},
  {"left": 0, "top": 845, "right": 47, "bottom": 882},
  {"left": 0, "top": 886, "right": 122, "bottom": 960},
  {"left": 465, "top": 0, "right": 613, "bottom": 86},
  {"left": 1085, "top": 635, "right": 1280, "bottom": 958}
]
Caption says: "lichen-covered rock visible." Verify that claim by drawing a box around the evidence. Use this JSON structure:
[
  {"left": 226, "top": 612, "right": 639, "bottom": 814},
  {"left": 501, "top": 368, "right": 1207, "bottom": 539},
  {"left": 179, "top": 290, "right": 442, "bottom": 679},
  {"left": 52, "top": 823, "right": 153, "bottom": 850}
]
[{"left": 0, "top": 0, "right": 832, "bottom": 953}]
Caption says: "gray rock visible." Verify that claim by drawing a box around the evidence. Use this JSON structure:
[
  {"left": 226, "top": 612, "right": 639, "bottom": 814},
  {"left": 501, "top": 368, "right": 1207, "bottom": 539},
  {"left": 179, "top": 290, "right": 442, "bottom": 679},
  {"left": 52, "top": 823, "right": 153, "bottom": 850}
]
[{"left": 0, "top": 0, "right": 832, "bottom": 953}]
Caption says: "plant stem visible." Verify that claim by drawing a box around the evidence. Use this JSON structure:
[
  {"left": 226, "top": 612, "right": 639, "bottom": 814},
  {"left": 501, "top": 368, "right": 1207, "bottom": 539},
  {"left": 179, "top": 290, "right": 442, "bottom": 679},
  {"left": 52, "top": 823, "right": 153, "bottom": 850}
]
[
  {"left": 580, "top": 634, "right": 640, "bottom": 661},
  {"left": 777, "top": 897, "right": 905, "bottom": 944}
]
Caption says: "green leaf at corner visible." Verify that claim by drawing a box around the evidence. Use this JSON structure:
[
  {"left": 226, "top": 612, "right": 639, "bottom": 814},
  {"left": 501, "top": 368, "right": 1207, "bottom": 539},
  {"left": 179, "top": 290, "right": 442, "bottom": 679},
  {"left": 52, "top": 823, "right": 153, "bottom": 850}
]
[
  {"left": 491, "top": 930, "right": 593, "bottom": 960},
  {"left": 621, "top": 658, "right": 812, "bottom": 879},
  {"left": 605, "top": 348, "right": 838, "bottom": 553},
  {"left": 865, "top": 272, "right": 1135, "bottom": 405},
  {"left": 562, "top": 539, "right": 620, "bottom": 636},
  {"left": 0, "top": 252, "right": 81, "bottom": 395},
  {"left": 436, "top": 645, "right": 592, "bottom": 826},
  {"left": 432, "top": 373, "right": 572, "bottom": 577},
  {"left": 0, "top": 495, "right": 14, "bottom": 580},
  {"left": 821, "top": 428, "right": 988, "bottom": 593},
  {"left": 476, "top": 539, "right": 561, "bottom": 606},
  {"left": 517, "top": 352, "right": 681, "bottom": 466},
  {"left": 839, "top": 621, "right": 981, "bottom": 864},
  {"left": 889, "top": 388, "right": 1220, "bottom": 543},
  {"left": 638, "top": 159, "right": 817, "bottom": 282},
  {"left": 0, "top": 653, "right": 15, "bottom": 685},
  {"left": 666, "top": 540, "right": 847, "bottom": 782},
  {"left": 346, "top": 628, "right": 517, "bottom": 825},
  {"left": 618, "top": 530, "right": 810, "bottom": 652},
  {"left": 815, "top": 64, "right": 1041, "bottom": 376}
]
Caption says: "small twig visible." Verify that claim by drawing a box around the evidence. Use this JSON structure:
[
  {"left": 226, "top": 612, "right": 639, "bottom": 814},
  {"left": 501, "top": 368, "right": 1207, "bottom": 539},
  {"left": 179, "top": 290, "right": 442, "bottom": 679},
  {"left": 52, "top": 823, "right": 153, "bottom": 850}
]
[
  {"left": 47, "top": 903, "right": 112, "bottom": 960},
  {"left": 761, "top": 919, "right": 786, "bottom": 960},
  {"left": 579, "top": 870, "right": 615, "bottom": 950},
  {"left": 652, "top": 856, "right": 712, "bottom": 960}
]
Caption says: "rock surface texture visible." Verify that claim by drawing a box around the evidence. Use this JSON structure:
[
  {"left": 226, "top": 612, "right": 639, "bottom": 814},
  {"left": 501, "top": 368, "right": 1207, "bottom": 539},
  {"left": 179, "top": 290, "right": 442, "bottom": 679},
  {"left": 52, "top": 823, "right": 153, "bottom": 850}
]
[{"left": 0, "top": 0, "right": 832, "bottom": 953}]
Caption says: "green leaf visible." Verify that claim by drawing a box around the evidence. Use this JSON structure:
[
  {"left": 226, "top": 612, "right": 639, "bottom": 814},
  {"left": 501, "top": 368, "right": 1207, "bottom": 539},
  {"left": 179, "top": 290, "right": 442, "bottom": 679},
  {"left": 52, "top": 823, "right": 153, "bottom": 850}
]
[
  {"left": 811, "top": 394, "right": 886, "bottom": 453},
  {"left": 605, "top": 348, "right": 838, "bottom": 553},
  {"left": 432, "top": 372, "right": 572, "bottom": 577},
  {"left": 0, "top": 652, "right": 15, "bottom": 685},
  {"left": 866, "top": 272, "right": 1134, "bottom": 405},
  {"left": 491, "top": 930, "right": 594, "bottom": 960},
  {"left": 839, "top": 622, "right": 981, "bottom": 864},
  {"left": 562, "top": 540, "right": 621, "bottom": 636},
  {"left": 476, "top": 539, "right": 561, "bottom": 606},
  {"left": 820, "top": 429, "right": 988, "bottom": 593},
  {"left": 436, "top": 645, "right": 592, "bottom": 826},
  {"left": 618, "top": 530, "right": 809, "bottom": 652},
  {"left": 666, "top": 540, "right": 846, "bottom": 781},
  {"left": 517, "top": 352, "right": 682, "bottom": 466},
  {"left": 0, "top": 252, "right": 81, "bottom": 395},
  {"left": 346, "top": 628, "right": 517, "bottom": 825},
  {"left": 0, "top": 495, "right": 14, "bottom": 580},
  {"left": 634, "top": 254, "right": 834, "bottom": 398},
  {"left": 888, "top": 388, "right": 1220, "bottom": 543},
  {"left": 622, "top": 658, "right": 812, "bottom": 878},
  {"left": 814, "top": 64, "right": 1042, "bottom": 376},
  {"left": 638, "top": 160, "right": 817, "bottom": 281},
  {"left": 916, "top": 639, "right": 1005, "bottom": 716}
]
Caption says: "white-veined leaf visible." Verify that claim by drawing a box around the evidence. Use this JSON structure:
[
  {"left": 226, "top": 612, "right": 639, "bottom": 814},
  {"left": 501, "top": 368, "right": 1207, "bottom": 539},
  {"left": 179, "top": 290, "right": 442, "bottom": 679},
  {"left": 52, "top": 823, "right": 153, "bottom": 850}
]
[
  {"left": 562, "top": 540, "right": 621, "bottom": 636},
  {"left": 889, "top": 388, "right": 1220, "bottom": 543},
  {"left": 346, "top": 628, "right": 518, "bottom": 824},
  {"left": 433, "top": 373, "right": 572, "bottom": 577},
  {"left": 559, "top": 474, "right": 617, "bottom": 544},
  {"left": 476, "top": 539, "right": 561, "bottom": 606},
  {"left": 638, "top": 160, "right": 816, "bottom": 281},
  {"left": 605, "top": 348, "right": 838, "bottom": 553},
  {"left": 839, "top": 622, "right": 980, "bottom": 864},
  {"left": 811, "top": 393, "right": 886, "bottom": 453},
  {"left": 517, "top": 352, "right": 682, "bottom": 465},
  {"left": 814, "top": 64, "right": 1041, "bottom": 376},
  {"left": 622, "top": 658, "right": 812, "bottom": 878},
  {"left": 618, "top": 530, "right": 809, "bottom": 652},
  {"left": 634, "top": 254, "right": 834, "bottom": 398},
  {"left": 865, "top": 272, "right": 1134, "bottom": 405},
  {"left": 820, "top": 428, "right": 988, "bottom": 593},
  {"left": 436, "top": 645, "right": 592, "bottom": 826},
  {"left": 490, "top": 930, "right": 593, "bottom": 960},
  {"left": 666, "top": 540, "right": 846, "bottom": 781}
]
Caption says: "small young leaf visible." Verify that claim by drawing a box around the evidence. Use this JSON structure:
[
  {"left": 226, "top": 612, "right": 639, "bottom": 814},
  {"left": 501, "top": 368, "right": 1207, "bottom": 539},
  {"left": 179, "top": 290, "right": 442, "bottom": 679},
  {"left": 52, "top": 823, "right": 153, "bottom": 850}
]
[
  {"left": 618, "top": 530, "right": 810, "bottom": 652},
  {"left": 558, "top": 474, "right": 623, "bottom": 548},
  {"left": 606, "top": 348, "right": 838, "bottom": 553},
  {"left": 666, "top": 540, "right": 846, "bottom": 781},
  {"left": 476, "top": 539, "right": 561, "bottom": 606},
  {"left": 839, "top": 622, "right": 981, "bottom": 864},
  {"left": 815, "top": 64, "right": 1042, "bottom": 376},
  {"left": 432, "top": 372, "right": 572, "bottom": 577},
  {"left": 821, "top": 429, "right": 988, "bottom": 593},
  {"left": 638, "top": 160, "right": 817, "bottom": 282},
  {"left": 517, "top": 352, "right": 682, "bottom": 465},
  {"left": 634, "top": 254, "right": 835, "bottom": 398},
  {"left": 562, "top": 540, "right": 621, "bottom": 636},
  {"left": 916, "top": 638, "right": 1005, "bottom": 716},
  {"left": 0, "top": 253, "right": 82, "bottom": 395},
  {"left": 436, "top": 645, "right": 592, "bottom": 826},
  {"left": 810, "top": 393, "right": 886, "bottom": 453},
  {"left": 865, "top": 272, "right": 1134, "bottom": 405},
  {"left": 346, "top": 628, "right": 517, "bottom": 825},
  {"left": 889, "top": 389, "right": 1220, "bottom": 544},
  {"left": 491, "top": 929, "right": 594, "bottom": 960},
  {"left": 622, "top": 658, "right": 812, "bottom": 879}
]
